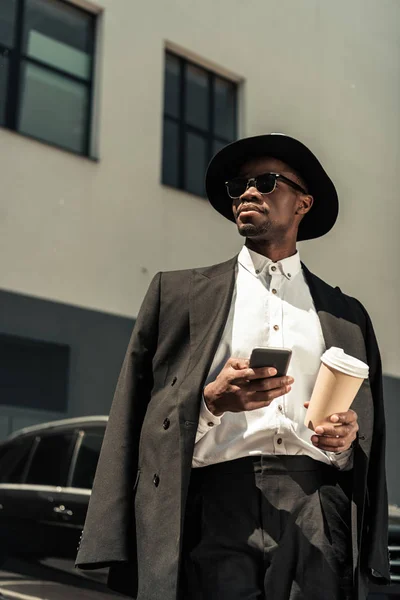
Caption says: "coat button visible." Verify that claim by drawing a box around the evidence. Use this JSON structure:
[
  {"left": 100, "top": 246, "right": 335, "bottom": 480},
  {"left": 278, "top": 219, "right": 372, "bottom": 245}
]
[
  {"left": 153, "top": 474, "right": 160, "bottom": 487},
  {"left": 163, "top": 418, "right": 170, "bottom": 430}
]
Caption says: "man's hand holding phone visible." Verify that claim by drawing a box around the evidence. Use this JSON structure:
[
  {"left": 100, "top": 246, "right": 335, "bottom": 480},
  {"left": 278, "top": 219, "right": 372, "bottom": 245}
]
[{"left": 204, "top": 357, "right": 294, "bottom": 416}]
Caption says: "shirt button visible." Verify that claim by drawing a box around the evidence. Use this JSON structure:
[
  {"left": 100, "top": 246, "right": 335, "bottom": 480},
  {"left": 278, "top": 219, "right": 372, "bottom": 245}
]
[
  {"left": 153, "top": 474, "right": 160, "bottom": 487},
  {"left": 271, "top": 266, "right": 277, "bottom": 272},
  {"left": 288, "top": 273, "right": 291, "bottom": 278},
  {"left": 255, "top": 269, "right": 260, "bottom": 274},
  {"left": 207, "top": 422, "right": 214, "bottom": 428},
  {"left": 278, "top": 405, "right": 283, "bottom": 412},
  {"left": 162, "top": 418, "right": 170, "bottom": 430},
  {"left": 273, "top": 325, "right": 279, "bottom": 331},
  {"left": 277, "top": 438, "right": 283, "bottom": 445},
  {"left": 272, "top": 289, "right": 277, "bottom": 294}
]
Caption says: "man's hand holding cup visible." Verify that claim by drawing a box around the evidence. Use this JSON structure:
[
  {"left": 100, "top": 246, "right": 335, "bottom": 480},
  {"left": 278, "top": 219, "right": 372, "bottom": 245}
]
[
  {"left": 304, "top": 347, "right": 367, "bottom": 453},
  {"left": 304, "top": 402, "right": 359, "bottom": 452}
]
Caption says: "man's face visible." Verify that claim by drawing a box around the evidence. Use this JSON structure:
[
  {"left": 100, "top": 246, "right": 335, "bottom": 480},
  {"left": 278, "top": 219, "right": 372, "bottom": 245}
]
[{"left": 231, "top": 156, "right": 310, "bottom": 243}]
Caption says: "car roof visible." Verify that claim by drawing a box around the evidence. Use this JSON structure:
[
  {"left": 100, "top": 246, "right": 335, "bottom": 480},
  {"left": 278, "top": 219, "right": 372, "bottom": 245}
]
[{"left": 1, "top": 415, "right": 109, "bottom": 446}]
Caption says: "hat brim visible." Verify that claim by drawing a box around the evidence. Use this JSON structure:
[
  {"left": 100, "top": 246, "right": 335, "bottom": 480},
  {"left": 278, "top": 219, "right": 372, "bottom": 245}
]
[{"left": 205, "top": 134, "right": 338, "bottom": 241}]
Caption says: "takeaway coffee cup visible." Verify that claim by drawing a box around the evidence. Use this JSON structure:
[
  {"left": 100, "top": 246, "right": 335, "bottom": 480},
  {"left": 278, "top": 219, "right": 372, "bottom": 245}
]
[{"left": 304, "top": 347, "right": 369, "bottom": 431}]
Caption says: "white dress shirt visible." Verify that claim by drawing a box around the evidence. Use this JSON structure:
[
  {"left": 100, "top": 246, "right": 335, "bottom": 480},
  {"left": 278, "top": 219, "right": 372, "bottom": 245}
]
[{"left": 192, "top": 246, "right": 352, "bottom": 470}]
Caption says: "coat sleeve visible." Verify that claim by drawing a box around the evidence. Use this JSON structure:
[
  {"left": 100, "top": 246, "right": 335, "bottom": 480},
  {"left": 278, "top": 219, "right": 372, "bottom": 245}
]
[
  {"left": 75, "top": 273, "right": 161, "bottom": 569},
  {"left": 357, "top": 301, "right": 390, "bottom": 583}
]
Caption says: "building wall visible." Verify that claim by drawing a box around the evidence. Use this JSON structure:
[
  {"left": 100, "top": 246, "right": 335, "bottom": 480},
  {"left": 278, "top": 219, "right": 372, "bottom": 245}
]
[{"left": 0, "top": 1, "right": 399, "bottom": 498}]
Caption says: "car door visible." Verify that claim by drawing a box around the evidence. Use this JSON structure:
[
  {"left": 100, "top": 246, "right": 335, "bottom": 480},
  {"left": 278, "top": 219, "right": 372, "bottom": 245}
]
[
  {"left": 0, "top": 435, "right": 37, "bottom": 555},
  {"left": 12, "top": 429, "right": 78, "bottom": 557},
  {"left": 46, "top": 425, "right": 106, "bottom": 559}
]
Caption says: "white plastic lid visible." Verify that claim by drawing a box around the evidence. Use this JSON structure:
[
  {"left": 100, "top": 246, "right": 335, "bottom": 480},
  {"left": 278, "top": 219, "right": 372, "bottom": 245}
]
[{"left": 321, "top": 347, "right": 369, "bottom": 379}]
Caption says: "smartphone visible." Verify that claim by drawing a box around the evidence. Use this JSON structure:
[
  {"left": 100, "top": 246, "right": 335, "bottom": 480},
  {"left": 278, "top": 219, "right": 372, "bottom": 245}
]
[{"left": 249, "top": 347, "right": 292, "bottom": 376}]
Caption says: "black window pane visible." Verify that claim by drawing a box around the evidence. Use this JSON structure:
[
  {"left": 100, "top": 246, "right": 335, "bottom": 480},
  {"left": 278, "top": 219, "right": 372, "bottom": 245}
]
[
  {"left": 23, "top": 0, "right": 94, "bottom": 79},
  {"left": 0, "top": 52, "right": 9, "bottom": 125},
  {"left": 18, "top": 61, "right": 89, "bottom": 154},
  {"left": 0, "top": 0, "right": 17, "bottom": 48},
  {"left": 26, "top": 433, "right": 74, "bottom": 486},
  {"left": 214, "top": 77, "right": 236, "bottom": 140},
  {"left": 0, "top": 334, "right": 69, "bottom": 412},
  {"left": 185, "top": 132, "right": 207, "bottom": 197},
  {"left": 185, "top": 64, "right": 208, "bottom": 130},
  {"left": 161, "top": 52, "right": 238, "bottom": 195},
  {"left": 0, "top": 438, "right": 35, "bottom": 483},
  {"left": 162, "top": 118, "right": 179, "bottom": 187},
  {"left": 71, "top": 431, "right": 104, "bottom": 489},
  {"left": 164, "top": 53, "right": 180, "bottom": 119}
]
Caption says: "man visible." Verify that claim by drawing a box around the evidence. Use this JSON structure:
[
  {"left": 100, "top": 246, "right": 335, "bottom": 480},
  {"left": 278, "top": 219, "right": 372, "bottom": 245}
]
[{"left": 76, "top": 134, "right": 389, "bottom": 600}]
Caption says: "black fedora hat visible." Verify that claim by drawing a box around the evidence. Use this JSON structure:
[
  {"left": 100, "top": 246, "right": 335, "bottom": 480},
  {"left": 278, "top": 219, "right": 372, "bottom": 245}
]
[{"left": 205, "top": 133, "right": 338, "bottom": 241}]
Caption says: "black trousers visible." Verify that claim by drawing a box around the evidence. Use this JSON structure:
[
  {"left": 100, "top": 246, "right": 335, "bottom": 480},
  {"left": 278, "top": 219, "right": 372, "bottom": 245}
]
[{"left": 182, "top": 455, "right": 353, "bottom": 600}]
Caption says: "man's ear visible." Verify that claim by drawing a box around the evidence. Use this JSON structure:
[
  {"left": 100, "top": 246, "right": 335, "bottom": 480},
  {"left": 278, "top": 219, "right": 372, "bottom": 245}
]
[{"left": 296, "top": 194, "right": 314, "bottom": 216}]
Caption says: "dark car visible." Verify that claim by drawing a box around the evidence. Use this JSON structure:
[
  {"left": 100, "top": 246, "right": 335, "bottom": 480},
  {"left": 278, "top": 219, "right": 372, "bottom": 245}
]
[
  {"left": 0, "top": 417, "right": 399, "bottom": 598},
  {"left": 0, "top": 416, "right": 107, "bottom": 561}
]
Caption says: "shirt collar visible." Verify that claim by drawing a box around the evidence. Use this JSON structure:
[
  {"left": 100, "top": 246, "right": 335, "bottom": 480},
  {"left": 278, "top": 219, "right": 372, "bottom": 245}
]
[{"left": 238, "top": 246, "right": 301, "bottom": 281}]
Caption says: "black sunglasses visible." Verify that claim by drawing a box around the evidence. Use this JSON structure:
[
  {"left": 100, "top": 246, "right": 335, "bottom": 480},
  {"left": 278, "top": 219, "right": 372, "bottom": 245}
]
[{"left": 225, "top": 172, "right": 307, "bottom": 199}]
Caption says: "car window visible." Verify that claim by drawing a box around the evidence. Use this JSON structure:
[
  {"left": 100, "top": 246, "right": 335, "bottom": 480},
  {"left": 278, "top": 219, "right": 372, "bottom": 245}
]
[
  {"left": 25, "top": 432, "right": 76, "bottom": 486},
  {"left": 0, "top": 437, "right": 35, "bottom": 483},
  {"left": 71, "top": 429, "right": 104, "bottom": 489},
  {"left": 0, "top": 446, "right": 9, "bottom": 463}
]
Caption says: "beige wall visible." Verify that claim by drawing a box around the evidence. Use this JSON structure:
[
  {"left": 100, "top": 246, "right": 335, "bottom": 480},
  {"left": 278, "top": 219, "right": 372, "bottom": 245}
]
[{"left": 0, "top": 0, "right": 399, "bottom": 375}]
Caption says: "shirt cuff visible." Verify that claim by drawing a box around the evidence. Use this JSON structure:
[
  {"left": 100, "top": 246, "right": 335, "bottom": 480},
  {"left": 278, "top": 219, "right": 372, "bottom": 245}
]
[
  {"left": 195, "top": 397, "right": 224, "bottom": 443},
  {"left": 326, "top": 447, "right": 354, "bottom": 470}
]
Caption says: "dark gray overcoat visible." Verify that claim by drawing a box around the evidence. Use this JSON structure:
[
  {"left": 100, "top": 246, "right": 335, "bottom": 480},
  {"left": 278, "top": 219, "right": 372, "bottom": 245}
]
[{"left": 75, "top": 256, "right": 390, "bottom": 600}]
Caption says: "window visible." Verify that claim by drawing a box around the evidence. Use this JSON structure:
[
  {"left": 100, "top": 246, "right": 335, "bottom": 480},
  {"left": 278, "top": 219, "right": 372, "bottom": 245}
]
[
  {"left": 0, "top": 437, "right": 35, "bottom": 483},
  {"left": 162, "top": 51, "right": 238, "bottom": 197},
  {"left": 25, "top": 432, "right": 75, "bottom": 486},
  {"left": 0, "top": 0, "right": 96, "bottom": 155},
  {"left": 71, "top": 428, "right": 104, "bottom": 489},
  {"left": 0, "top": 334, "right": 70, "bottom": 412}
]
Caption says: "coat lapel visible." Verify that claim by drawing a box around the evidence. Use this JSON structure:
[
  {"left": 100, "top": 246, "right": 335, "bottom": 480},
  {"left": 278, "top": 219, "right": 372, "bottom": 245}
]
[
  {"left": 302, "top": 264, "right": 368, "bottom": 362},
  {"left": 178, "top": 256, "right": 237, "bottom": 424}
]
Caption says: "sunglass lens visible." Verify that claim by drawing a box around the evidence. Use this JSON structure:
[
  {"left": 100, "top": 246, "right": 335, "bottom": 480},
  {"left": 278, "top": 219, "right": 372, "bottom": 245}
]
[
  {"left": 256, "top": 173, "right": 276, "bottom": 194},
  {"left": 226, "top": 178, "right": 247, "bottom": 198}
]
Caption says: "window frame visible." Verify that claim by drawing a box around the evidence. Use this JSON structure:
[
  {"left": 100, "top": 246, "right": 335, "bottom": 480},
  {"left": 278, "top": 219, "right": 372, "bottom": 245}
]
[
  {"left": 162, "top": 50, "right": 238, "bottom": 197},
  {"left": 0, "top": 0, "right": 96, "bottom": 156}
]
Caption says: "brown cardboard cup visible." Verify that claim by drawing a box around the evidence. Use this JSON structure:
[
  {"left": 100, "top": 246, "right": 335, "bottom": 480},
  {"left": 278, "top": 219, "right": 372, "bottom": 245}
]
[{"left": 304, "top": 363, "right": 364, "bottom": 431}]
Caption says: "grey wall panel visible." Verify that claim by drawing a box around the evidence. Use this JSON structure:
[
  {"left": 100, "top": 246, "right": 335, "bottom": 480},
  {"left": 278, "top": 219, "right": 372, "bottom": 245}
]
[{"left": 0, "top": 289, "right": 134, "bottom": 437}]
